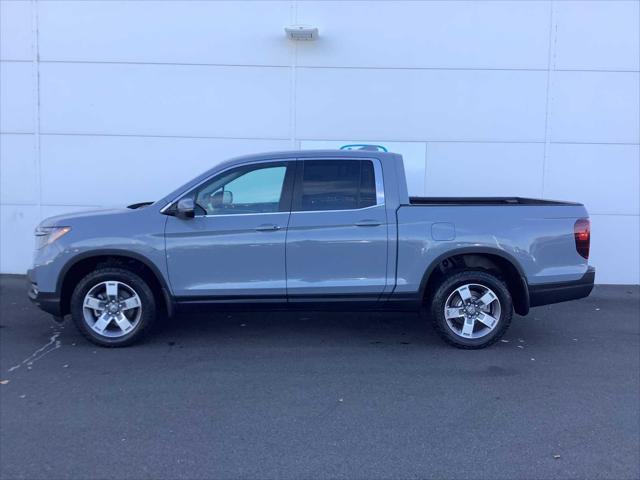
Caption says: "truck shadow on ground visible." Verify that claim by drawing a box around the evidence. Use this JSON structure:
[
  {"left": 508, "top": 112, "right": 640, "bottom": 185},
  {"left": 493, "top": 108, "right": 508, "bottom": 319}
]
[
  {"left": 150, "top": 310, "right": 494, "bottom": 349},
  {"left": 149, "top": 310, "right": 430, "bottom": 344}
]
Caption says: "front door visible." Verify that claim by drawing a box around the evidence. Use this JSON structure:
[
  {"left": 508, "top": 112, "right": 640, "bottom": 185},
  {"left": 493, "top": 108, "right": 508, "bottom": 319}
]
[
  {"left": 165, "top": 161, "right": 295, "bottom": 298},
  {"left": 286, "top": 158, "right": 389, "bottom": 299}
]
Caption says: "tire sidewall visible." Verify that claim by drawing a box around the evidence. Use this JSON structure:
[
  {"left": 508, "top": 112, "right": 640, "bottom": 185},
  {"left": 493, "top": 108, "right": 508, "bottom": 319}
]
[
  {"left": 71, "top": 268, "right": 156, "bottom": 347},
  {"left": 430, "top": 270, "right": 513, "bottom": 349}
]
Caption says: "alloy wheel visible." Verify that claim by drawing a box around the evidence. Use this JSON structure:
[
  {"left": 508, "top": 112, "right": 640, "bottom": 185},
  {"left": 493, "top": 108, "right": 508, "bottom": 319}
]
[
  {"left": 82, "top": 281, "right": 142, "bottom": 338},
  {"left": 444, "top": 283, "right": 502, "bottom": 339}
]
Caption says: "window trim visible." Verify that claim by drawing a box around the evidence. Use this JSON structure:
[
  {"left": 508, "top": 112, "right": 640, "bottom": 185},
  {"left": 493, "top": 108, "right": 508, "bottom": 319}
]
[{"left": 291, "top": 158, "right": 385, "bottom": 213}]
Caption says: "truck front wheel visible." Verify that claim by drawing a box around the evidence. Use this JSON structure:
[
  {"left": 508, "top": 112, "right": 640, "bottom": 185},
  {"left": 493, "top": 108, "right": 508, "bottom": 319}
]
[
  {"left": 70, "top": 267, "right": 156, "bottom": 347},
  {"left": 429, "top": 270, "right": 512, "bottom": 349}
]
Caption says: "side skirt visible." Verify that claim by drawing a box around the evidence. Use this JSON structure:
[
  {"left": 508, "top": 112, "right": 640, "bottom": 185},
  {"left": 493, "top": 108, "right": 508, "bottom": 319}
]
[{"left": 174, "top": 294, "right": 422, "bottom": 313}]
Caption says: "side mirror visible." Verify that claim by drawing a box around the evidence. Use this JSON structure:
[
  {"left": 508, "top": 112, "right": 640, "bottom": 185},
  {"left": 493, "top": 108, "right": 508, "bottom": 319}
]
[
  {"left": 211, "top": 190, "right": 233, "bottom": 207},
  {"left": 175, "top": 197, "right": 195, "bottom": 219}
]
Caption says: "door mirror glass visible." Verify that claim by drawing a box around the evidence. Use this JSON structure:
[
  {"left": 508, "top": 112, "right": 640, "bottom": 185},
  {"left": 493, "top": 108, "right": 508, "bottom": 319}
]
[
  {"left": 176, "top": 197, "right": 195, "bottom": 219},
  {"left": 211, "top": 190, "right": 233, "bottom": 207}
]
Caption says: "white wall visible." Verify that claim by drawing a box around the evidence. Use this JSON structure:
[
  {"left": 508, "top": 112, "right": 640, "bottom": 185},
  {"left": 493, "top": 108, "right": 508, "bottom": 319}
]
[{"left": 1, "top": 0, "right": 639, "bottom": 284}]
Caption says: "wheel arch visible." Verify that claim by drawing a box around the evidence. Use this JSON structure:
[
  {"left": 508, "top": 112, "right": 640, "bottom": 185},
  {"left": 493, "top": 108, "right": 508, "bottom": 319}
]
[
  {"left": 57, "top": 250, "right": 173, "bottom": 317},
  {"left": 419, "top": 247, "right": 530, "bottom": 316}
]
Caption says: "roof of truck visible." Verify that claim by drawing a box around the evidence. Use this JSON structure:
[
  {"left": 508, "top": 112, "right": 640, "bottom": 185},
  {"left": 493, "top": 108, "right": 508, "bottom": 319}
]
[{"left": 216, "top": 149, "right": 400, "bottom": 169}]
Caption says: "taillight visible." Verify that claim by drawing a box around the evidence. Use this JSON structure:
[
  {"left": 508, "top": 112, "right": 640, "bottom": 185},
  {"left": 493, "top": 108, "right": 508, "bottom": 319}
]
[{"left": 574, "top": 218, "right": 590, "bottom": 259}]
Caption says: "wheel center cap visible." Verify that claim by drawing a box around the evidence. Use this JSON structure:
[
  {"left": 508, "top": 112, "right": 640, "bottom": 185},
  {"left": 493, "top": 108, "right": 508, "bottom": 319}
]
[
  {"left": 467, "top": 304, "right": 477, "bottom": 315},
  {"left": 108, "top": 304, "right": 119, "bottom": 314}
]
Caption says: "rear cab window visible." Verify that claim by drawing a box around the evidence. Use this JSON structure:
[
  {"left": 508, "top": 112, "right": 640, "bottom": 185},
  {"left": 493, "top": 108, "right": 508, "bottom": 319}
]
[{"left": 293, "top": 159, "right": 381, "bottom": 212}]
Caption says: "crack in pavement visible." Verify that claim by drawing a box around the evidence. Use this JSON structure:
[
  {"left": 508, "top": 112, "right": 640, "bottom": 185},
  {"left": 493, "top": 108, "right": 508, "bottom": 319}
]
[{"left": 7, "top": 326, "right": 64, "bottom": 373}]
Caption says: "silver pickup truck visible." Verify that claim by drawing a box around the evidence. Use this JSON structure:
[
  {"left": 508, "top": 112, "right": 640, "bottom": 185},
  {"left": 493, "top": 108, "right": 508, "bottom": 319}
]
[{"left": 28, "top": 148, "right": 594, "bottom": 349}]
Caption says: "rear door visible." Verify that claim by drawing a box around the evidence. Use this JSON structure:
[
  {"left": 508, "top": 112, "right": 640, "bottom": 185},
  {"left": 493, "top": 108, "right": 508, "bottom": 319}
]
[{"left": 285, "top": 158, "right": 389, "bottom": 299}]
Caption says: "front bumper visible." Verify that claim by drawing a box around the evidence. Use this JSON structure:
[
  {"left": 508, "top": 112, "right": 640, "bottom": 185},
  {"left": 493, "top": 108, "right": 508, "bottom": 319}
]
[
  {"left": 528, "top": 267, "right": 595, "bottom": 308},
  {"left": 27, "top": 270, "right": 63, "bottom": 317}
]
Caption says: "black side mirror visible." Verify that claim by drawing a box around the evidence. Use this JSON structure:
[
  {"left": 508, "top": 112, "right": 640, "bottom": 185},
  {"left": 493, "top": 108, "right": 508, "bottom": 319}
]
[{"left": 175, "top": 197, "right": 195, "bottom": 219}]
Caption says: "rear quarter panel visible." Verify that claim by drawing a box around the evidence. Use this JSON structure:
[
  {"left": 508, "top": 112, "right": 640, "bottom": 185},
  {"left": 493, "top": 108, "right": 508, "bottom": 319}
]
[{"left": 395, "top": 204, "right": 590, "bottom": 294}]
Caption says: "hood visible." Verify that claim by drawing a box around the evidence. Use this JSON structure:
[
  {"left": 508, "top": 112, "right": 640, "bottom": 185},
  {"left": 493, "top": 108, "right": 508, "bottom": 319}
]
[{"left": 39, "top": 207, "right": 134, "bottom": 228}]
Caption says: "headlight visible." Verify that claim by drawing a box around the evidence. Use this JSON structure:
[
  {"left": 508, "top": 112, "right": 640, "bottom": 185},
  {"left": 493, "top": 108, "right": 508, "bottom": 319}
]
[{"left": 35, "top": 226, "right": 71, "bottom": 249}]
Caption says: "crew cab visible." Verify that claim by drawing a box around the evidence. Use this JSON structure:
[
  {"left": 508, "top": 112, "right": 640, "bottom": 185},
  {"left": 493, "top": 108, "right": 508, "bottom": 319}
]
[{"left": 28, "top": 148, "right": 594, "bottom": 348}]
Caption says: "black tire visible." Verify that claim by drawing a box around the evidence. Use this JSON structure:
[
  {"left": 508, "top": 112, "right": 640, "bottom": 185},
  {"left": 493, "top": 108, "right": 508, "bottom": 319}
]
[
  {"left": 429, "top": 270, "right": 512, "bottom": 349},
  {"left": 70, "top": 267, "right": 156, "bottom": 347}
]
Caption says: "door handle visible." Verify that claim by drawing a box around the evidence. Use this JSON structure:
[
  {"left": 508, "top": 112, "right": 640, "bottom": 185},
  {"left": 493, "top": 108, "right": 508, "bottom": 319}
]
[
  {"left": 255, "top": 224, "right": 281, "bottom": 232},
  {"left": 355, "top": 220, "right": 382, "bottom": 227}
]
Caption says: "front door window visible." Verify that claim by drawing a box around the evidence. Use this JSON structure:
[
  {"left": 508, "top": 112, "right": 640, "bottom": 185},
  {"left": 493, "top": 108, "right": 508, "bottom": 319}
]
[{"left": 195, "top": 163, "right": 287, "bottom": 216}]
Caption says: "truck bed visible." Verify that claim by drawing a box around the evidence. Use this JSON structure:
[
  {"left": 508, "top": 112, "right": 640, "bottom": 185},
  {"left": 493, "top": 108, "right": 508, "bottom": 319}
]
[{"left": 408, "top": 197, "right": 581, "bottom": 206}]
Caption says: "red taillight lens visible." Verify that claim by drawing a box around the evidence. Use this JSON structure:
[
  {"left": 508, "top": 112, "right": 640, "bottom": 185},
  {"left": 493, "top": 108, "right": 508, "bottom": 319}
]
[{"left": 574, "top": 218, "right": 590, "bottom": 259}]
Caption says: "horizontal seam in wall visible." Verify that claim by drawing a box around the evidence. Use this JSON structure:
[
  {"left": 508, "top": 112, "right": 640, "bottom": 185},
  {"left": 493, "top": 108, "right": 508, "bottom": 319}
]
[
  {"left": 302, "top": 137, "right": 640, "bottom": 146},
  {"left": 3, "top": 132, "right": 639, "bottom": 147},
  {"left": 2, "top": 132, "right": 291, "bottom": 141},
  {"left": 588, "top": 213, "right": 640, "bottom": 217},
  {"left": 1, "top": 203, "right": 114, "bottom": 208},
  {"left": 549, "top": 141, "right": 640, "bottom": 146},
  {"left": 302, "top": 137, "right": 547, "bottom": 144},
  {"left": 296, "top": 65, "right": 640, "bottom": 74},
  {"left": 46, "top": 133, "right": 547, "bottom": 143},
  {"left": 2, "top": 58, "right": 639, "bottom": 74}
]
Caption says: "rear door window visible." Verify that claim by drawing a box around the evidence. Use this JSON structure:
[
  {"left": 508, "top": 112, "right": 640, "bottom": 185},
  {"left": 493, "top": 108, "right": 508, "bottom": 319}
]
[{"left": 294, "top": 160, "right": 378, "bottom": 212}]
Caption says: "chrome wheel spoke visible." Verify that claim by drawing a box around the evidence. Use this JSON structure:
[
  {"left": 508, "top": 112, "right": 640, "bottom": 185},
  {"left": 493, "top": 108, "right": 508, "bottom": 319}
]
[
  {"left": 476, "top": 312, "right": 498, "bottom": 329},
  {"left": 445, "top": 307, "right": 465, "bottom": 319},
  {"left": 457, "top": 285, "right": 473, "bottom": 303},
  {"left": 477, "top": 290, "right": 497, "bottom": 307},
  {"left": 461, "top": 317, "right": 475, "bottom": 337},
  {"left": 105, "top": 281, "right": 119, "bottom": 299},
  {"left": 84, "top": 295, "right": 104, "bottom": 311},
  {"left": 113, "top": 313, "right": 134, "bottom": 333},
  {"left": 92, "top": 313, "right": 111, "bottom": 333},
  {"left": 121, "top": 296, "right": 140, "bottom": 311}
]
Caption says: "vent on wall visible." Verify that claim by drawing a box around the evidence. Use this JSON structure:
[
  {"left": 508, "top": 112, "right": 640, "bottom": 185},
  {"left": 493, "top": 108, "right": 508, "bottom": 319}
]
[{"left": 285, "top": 25, "right": 319, "bottom": 41}]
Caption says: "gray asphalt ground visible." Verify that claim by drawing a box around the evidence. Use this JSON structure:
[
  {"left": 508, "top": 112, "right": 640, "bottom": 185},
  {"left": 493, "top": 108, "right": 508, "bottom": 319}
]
[{"left": 0, "top": 275, "right": 638, "bottom": 480}]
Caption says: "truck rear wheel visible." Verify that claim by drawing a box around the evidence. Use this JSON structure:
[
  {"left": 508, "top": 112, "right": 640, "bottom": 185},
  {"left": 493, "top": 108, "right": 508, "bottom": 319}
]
[
  {"left": 70, "top": 267, "right": 156, "bottom": 347},
  {"left": 429, "top": 270, "right": 512, "bottom": 349}
]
